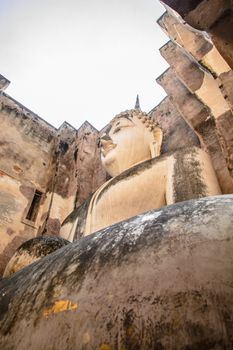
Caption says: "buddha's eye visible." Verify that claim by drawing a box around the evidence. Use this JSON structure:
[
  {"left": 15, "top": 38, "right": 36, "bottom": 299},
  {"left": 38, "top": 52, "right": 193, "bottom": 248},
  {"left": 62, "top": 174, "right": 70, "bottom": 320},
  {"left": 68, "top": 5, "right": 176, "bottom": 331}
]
[
  {"left": 112, "top": 118, "right": 134, "bottom": 134},
  {"left": 113, "top": 126, "right": 121, "bottom": 134}
]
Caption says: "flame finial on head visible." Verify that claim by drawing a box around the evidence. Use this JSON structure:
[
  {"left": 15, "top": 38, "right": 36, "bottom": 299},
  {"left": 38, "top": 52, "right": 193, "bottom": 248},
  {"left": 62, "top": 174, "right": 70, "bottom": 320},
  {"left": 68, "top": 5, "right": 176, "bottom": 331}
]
[{"left": 134, "top": 94, "right": 141, "bottom": 110}]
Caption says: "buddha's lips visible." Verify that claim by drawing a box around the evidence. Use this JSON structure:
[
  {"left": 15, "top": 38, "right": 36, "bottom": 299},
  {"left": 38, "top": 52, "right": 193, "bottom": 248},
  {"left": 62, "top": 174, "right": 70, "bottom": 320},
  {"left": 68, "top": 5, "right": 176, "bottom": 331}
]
[{"left": 101, "top": 141, "right": 117, "bottom": 157}]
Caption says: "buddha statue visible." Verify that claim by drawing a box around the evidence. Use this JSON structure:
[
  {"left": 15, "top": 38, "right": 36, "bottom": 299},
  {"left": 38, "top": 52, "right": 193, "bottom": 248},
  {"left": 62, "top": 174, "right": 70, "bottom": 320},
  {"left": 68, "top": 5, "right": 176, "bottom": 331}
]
[
  {"left": 3, "top": 108, "right": 222, "bottom": 277},
  {"left": 2, "top": 109, "right": 232, "bottom": 350},
  {"left": 60, "top": 108, "right": 221, "bottom": 241}
]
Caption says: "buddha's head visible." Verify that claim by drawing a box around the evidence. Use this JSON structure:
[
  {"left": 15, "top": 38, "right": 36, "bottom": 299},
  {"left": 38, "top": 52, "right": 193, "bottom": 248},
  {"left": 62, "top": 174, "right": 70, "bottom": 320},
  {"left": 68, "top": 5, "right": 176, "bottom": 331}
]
[{"left": 99, "top": 109, "right": 163, "bottom": 177}]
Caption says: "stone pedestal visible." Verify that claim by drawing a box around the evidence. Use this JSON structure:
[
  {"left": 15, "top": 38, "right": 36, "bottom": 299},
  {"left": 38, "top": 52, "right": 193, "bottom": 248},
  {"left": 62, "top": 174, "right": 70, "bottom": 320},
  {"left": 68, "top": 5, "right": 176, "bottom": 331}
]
[{"left": 0, "top": 195, "right": 233, "bottom": 349}]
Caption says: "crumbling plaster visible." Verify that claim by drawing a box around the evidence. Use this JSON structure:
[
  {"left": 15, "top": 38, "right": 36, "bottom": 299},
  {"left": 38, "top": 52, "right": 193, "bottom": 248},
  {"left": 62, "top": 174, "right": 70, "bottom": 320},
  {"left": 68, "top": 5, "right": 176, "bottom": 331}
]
[
  {"left": 0, "top": 91, "right": 106, "bottom": 275},
  {"left": 1, "top": 0, "right": 233, "bottom": 277}
]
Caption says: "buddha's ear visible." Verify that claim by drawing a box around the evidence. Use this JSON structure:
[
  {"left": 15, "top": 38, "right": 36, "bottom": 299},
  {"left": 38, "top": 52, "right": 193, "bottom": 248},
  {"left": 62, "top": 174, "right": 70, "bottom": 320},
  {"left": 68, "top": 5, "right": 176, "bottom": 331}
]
[{"left": 150, "top": 127, "right": 163, "bottom": 158}]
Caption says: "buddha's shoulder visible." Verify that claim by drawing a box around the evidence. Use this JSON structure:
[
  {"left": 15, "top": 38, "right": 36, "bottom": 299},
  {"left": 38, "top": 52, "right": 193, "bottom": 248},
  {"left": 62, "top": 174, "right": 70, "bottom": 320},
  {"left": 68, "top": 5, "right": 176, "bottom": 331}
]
[
  {"left": 106, "top": 146, "right": 203, "bottom": 185},
  {"left": 60, "top": 195, "right": 92, "bottom": 240}
]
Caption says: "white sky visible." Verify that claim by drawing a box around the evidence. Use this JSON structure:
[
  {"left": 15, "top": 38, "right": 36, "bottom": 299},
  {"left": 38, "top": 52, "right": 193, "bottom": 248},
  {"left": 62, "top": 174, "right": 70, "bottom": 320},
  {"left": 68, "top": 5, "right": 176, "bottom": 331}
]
[{"left": 1, "top": 0, "right": 168, "bottom": 130}]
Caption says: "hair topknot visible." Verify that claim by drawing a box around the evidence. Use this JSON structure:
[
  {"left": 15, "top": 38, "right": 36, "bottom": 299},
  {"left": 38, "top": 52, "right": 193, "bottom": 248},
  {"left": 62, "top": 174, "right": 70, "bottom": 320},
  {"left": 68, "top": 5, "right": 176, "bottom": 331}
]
[{"left": 113, "top": 109, "right": 160, "bottom": 132}]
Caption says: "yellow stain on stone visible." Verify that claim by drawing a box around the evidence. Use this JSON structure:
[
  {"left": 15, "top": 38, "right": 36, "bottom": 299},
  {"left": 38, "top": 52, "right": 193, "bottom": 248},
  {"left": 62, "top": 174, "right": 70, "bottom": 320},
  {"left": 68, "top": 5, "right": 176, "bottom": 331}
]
[
  {"left": 43, "top": 299, "right": 78, "bottom": 318},
  {"left": 52, "top": 288, "right": 62, "bottom": 298},
  {"left": 82, "top": 332, "right": 91, "bottom": 344},
  {"left": 99, "top": 344, "right": 112, "bottom": 350}
]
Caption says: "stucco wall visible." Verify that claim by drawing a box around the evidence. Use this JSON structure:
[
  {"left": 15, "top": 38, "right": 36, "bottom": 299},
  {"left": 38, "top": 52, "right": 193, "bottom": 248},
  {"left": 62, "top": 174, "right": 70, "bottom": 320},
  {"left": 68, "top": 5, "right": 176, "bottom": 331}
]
[
  {"left": 0, "top": 91, "right": 106, "bottom": 276},
  {"left": 0, "top": 92, "right": 57, "bottom": 275}
]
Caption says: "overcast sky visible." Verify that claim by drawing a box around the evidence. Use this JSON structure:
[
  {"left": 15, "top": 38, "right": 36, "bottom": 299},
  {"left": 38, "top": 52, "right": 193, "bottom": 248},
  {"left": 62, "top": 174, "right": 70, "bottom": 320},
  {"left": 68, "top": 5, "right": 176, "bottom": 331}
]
[{"left": 1, "top": 0, "right": 168, "bottom": 130}]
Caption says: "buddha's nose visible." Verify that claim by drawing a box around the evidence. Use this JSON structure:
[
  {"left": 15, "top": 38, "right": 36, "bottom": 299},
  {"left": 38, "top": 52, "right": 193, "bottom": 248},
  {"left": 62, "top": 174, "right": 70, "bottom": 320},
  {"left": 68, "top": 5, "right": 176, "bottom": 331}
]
[
  {"left": 98, "top": 133, "right": 113, "bottom": 148},
  {"left": 101, "top": 133, "right": 112, "bottom": 141}
]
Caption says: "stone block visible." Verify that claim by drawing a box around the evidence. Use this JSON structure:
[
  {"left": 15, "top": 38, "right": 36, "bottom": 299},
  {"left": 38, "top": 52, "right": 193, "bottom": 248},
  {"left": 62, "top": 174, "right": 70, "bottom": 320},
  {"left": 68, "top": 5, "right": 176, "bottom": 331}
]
[{"left": 0, "top": 195, "right": 233, "bottom": 349}]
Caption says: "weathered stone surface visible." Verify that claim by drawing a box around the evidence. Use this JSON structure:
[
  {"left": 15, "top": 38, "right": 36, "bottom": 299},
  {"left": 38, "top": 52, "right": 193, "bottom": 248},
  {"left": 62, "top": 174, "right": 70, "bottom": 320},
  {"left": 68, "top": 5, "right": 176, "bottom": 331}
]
[
  {"left": 0, "top": 9, "right": 233, "bottom": 349},
  {"left": 0, "top": 234, "right": 32, "bottom": 278},
  {"left": 39, "top": 121, "right": 107, "bottom": 237},
  {"left": 157, "top": 67, "right": 233, "bottom": 193},
  {"left": 0, "top": 93, "right": 57, "bottom": 276},
  {"left": 215, "top": 111, "right": 233, "bottom": 174},
  {"left": 160, "top": 40, "right": 230, "bottom": 119},
  {"left": 158, "top": 11, "right": 212, "bottom": 63},
  {"left": 161, "top": 0, "right": 233, "bottom": 69},
  {"left": 149, "top": 97, "right": 200, "bottom": 154},
  {"left": 158, "top": 11, "right": 232, "bottom": 110},
  {"left": 161, "top": 0, "right": 203, "bottom": 17},
  {"left": 75, "top": 121, "right": 107, "bottom": 208},
  {"left": 0, "top": 195, "right": 233, "bottom": 349},
  {"left": 160, "top": 41, "right": 205, "bottom": 92},
  {"left": 185, "top": 0, "right": 231, "bottom": 31},
  {"left": 3, "top": 236, "right": 69, "bottom": 278},
  {"left": 162, "top": 0, "right": 230, "bottom": 29},
  {"left": 210, "top": 10, "right": 233, "bottom": 70},
  {"left": 159, "top": 40, "right": 233, "bottom": 178},
  {"left": 219, "top": 68, "right": 233, "bottom": 111},
  {"left": 0, "top": 91, "right": 106, "bottom": 276},
  {"left": 0, "top": 93, "right": 56, "bottom": 189}
]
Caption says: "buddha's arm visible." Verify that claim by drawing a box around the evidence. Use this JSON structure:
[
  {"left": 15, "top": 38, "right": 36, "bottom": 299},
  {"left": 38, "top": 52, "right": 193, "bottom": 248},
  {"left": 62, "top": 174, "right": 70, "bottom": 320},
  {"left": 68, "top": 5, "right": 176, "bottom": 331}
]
[
  {"left": 166, "top": 147, "right": 221, "bottom": 205},
  {"left": 60, "top": 196, "right": 91, "bottom": 242}
]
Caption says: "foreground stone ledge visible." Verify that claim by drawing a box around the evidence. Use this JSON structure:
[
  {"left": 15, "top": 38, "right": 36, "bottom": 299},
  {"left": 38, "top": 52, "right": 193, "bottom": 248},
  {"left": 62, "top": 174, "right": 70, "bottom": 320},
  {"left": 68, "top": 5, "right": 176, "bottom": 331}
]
[{"left": 0, "top": 195, "right": 233, "bottom": 349}]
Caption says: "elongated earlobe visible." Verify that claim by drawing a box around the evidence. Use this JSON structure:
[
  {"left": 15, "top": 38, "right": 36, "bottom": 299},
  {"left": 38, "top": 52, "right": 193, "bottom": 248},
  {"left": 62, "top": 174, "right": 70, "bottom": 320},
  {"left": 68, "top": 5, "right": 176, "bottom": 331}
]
[
  {"left": 150, "top": 141, "right": 158, "bottom": 158},
  {"left": 150, "top": 127, "right": 163, "bottom": 157}
]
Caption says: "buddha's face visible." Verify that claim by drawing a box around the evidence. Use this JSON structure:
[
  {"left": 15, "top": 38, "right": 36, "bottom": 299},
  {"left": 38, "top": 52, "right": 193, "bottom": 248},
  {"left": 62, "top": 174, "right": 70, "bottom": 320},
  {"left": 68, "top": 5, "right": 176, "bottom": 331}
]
[{"left": 99, "top": 115, "right": 155, "bottom": 177}]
